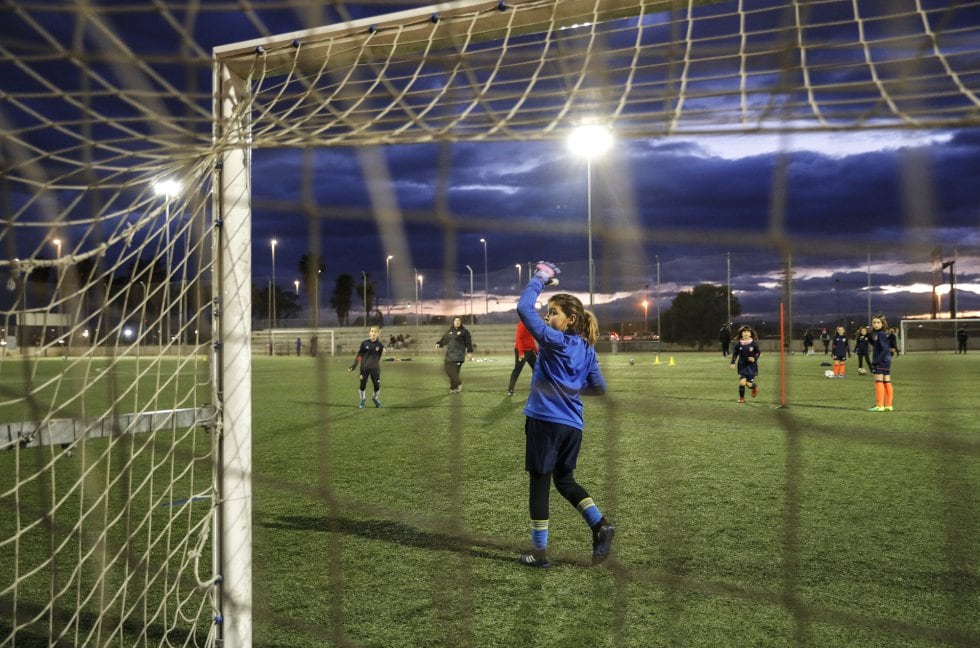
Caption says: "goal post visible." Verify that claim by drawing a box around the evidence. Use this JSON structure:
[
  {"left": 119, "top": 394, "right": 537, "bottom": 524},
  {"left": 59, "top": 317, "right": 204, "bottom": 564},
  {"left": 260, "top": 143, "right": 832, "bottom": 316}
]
[
  {"left": 900, "top": 318, "right": 980, "bottom": 354},
  {"left": 3, "top": 0, "right": 977, "bottom": 646},
  {"left": 207, "top": 2, "right": 980, "bottom": 644}
]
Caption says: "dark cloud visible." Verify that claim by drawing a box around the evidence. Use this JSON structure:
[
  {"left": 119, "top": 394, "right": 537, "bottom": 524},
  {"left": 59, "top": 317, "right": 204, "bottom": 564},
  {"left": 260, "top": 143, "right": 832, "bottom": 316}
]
[{"left": 3, "top": 1, "right": 977, "bottom": 324}]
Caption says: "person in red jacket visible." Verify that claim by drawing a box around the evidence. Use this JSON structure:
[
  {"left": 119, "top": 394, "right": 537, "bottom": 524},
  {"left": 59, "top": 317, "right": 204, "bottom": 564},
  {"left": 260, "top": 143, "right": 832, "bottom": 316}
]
[{"left": 507, "top": 320, "right": 539, "bottom": 396}]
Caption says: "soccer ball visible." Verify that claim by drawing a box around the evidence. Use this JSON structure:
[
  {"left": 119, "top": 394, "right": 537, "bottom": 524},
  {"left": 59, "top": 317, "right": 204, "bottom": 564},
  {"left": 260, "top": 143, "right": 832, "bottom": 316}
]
[
  {"left": 858, "top": 367, "right": 867, "bottom": 375},
  {"left": 629, "top": 358, "right": 635, "bottom": 366},
  {"left": 824, "top": 369, "right": 834, "bottom": 378}
]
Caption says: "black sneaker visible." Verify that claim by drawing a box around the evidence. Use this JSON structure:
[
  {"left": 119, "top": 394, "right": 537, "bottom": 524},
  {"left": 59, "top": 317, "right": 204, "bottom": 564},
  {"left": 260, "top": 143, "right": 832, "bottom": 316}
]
[
  {"left": 591, "top": 518, "right": 615, "bottom": 565},
  {"left": 507, "top": 389, "right": 514, "bottom": 396},
  {"left": 517, "top": 549, "right": 551, "bottom": 568}
]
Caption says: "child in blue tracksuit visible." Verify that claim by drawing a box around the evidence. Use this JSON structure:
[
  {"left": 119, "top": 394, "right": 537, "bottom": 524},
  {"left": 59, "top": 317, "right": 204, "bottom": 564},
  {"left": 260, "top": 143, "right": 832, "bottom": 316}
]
[
  {"left": 515, "top": 262, "right": 613, "bottom": 568},
  {"left": 730, "top": 325, "right": 761, "bottom": 402},
  {"left": 868, "top": 314, "right": 894, "bottom": 411}
]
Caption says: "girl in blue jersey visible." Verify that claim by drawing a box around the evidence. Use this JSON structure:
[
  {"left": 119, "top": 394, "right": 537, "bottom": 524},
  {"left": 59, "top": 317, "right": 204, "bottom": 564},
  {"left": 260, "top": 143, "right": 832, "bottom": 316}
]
[
  {"left": 868, "top": 314, "right": 894, "bottom": 411},
  {"left": 729, "top": 325, "right": 761, "bottom": 403},
  {"left": 515, "top": 262, "right": 613, "bottom": 568}
]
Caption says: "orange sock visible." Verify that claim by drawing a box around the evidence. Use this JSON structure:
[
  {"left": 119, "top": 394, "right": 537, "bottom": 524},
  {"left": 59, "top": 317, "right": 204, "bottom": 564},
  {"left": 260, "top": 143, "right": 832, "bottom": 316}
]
[
  {"left": 884, "top": 382, "right": 893, "bottom": 407},
  {"left": 840, "top": 364, "right": 846, "bottom": 377},
  {"left": 834, "top": 363, "right": 840, "bottom": 376},
  {"left": 874, "top": 381, "right": 885, "bottom": 407}
]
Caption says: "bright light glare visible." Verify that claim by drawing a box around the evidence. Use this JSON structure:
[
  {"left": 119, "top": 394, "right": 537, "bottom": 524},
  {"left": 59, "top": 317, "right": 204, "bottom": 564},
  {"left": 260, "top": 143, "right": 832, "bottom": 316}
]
[
  {"left": 567, "top": 124, "right": 613, "bottom": 158},
  {"left": 153, "top": 179, "right": 181, "bottom": 198}
]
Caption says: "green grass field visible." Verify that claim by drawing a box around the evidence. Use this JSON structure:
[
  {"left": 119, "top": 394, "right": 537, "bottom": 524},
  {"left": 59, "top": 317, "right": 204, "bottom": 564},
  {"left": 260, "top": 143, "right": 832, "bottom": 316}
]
[
  {"left": 2, "top": 351, "right": 977, "bottom": 647},
  {"left": 248, "top": 351, "right": 979, "bottom": 648}
]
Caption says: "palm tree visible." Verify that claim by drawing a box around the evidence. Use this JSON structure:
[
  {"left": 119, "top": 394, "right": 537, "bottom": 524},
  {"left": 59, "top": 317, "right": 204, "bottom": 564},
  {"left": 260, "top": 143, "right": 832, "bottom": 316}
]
[{"left": 298, "top": 253, "right": 324, "bottom": 326}]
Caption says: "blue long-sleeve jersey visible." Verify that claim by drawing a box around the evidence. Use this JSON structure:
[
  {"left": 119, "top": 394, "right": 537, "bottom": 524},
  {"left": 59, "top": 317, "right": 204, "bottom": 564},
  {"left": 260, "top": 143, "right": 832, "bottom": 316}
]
[
  {"left": 870, "top": 329, "right": 892, "bottom": 369},
  {"left": 517, "top": 277, "right": 606, "bottom": 430}
]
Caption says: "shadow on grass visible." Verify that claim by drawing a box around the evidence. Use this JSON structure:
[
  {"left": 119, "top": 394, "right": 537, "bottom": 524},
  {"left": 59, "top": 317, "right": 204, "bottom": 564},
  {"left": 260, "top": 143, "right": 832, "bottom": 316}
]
[{"left": 262, "top": 514, "right": 526, "bottom": 566}]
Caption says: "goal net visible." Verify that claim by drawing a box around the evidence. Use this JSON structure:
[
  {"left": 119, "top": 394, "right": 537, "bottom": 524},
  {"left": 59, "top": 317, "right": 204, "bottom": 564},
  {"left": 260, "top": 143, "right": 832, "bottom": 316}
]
[
  {"left": 900, "top": 318, "right": 980, "bottom": 354},
  {"left": 3, "top": 0, "right": 979, "bottom": 647}
]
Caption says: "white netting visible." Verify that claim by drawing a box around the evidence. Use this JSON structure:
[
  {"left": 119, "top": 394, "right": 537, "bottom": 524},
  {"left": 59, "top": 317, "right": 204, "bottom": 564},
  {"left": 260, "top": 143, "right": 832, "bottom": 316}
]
[{"left": 3, "top": 0, "right": 980, "bottom": 646}]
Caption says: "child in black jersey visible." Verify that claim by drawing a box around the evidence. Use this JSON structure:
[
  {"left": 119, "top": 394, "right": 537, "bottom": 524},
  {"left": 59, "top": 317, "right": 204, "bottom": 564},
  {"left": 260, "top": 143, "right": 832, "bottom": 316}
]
[
  {"left": 729, "top": 325, "right": 761, "bottom": 403},
  {"left": 349, "top": 326, "right": 385, "bottom": 408}
]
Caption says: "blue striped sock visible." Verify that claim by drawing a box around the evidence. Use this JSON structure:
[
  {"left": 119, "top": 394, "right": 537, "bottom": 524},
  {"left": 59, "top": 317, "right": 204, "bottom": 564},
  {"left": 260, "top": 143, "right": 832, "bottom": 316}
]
[
  {"left": 531, "top": 519, "right": 549, "bottom": 550},
  {"left": 577, "top": 498, "right": 602, "bottom": 527}
]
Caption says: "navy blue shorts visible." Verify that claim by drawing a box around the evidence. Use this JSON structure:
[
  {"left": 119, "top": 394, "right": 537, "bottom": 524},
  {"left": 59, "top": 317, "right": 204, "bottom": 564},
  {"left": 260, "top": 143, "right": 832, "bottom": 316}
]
[{"left": 524, "top": 417, "right": 582, "bottom": 475}]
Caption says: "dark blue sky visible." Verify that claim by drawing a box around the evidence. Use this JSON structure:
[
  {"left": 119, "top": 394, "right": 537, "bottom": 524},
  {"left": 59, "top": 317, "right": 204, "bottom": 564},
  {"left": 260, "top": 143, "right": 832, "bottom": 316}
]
[{"left": 2, "top": 0, "right": 978, "bottom": 326}]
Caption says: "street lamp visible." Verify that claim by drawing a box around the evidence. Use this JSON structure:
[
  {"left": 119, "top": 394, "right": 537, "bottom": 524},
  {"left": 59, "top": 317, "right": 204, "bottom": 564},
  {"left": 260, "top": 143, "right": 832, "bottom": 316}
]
[
  {"left": 153, "top": 179, "right": 181, "bottom": 345},
  {"left": 386, "top": 255, "right": 393, "bottom": 318},
  {"left": 515, "top": 263, "right": 522, "bottom": 289},
  {"left": 480, "top": 237, "right": 488, "bottom": 315},
  {"left": 52, "top": 239, "right": 62, "bottom": 345},
  {"left": 362, "top": 270, "right": 368, "bottom": 325},
  {"left": 418, "top": 274, "right": 424, "bottom": 320},
  {"left": 294, "top": 279, "right": 299, "bottom": 295},
  {"left": 414, "top": 268, "right": 420, "bottom": 327},
  {"left": 567, "top": 124, "right": 613, "bottom": 307},
  {"left": 270, "top": 239, "right": 278, "bottom": 355},
  {"left": 642, "top": 299, "right": 649, "bottom": 334},
  {"left": 465, "top": 265, "right": 475, "bottom": 324},
  {"left": 656, "top": 255, "right": 662, "bottom": 356}
]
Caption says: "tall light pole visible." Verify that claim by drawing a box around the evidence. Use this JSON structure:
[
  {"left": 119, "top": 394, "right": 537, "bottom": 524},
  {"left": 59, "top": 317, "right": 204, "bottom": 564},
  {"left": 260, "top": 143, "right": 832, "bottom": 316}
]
[
  {"left": 294, "top": 279, "right": 299, "bottom": 296},
  {"left": 568, "top": 124, "right": 613, "bottom": 307},
  {"left": 656, "top": 255, "right": 662, "bottom": 356},
  {"left": 466, "top": 265, "right": 474, "bottom": 324},
  {"left": 726, "top": 252, "right": 732, "bottom": 328},
  {"left": 866, "top": 249, "right": 872, "bottom": 325},
  {"left": 362, "top": 270, "right": 368, "bottom": 325},
  {"left": 480, "top": 237, "right": 488, "bottom": 315},
  {"left": 414, "top": 268, "right": 420, "bottom": 327},
  {"left": 386, "top": 255, "right": 394, "bottom": 318},
  {"left": 642, "top": 299, "right": 649, "bottom": 334},
  {"left": 515, "top": 263, "right": 522, "bottom": 289},
  {"left": 52, "top": 238, "right": 62, "bottom": 346},
  {"left": 270, "top": 239, "right": 277, "bottom": 355},
  {"left": 154, "top": 179, "right": 180, "bottom": 346},
  {"left": 835, "top": 278, "right": 841, "bottom": 322},
  {"left": 314, "top": 269, "right": 320, "bottom": 332}
]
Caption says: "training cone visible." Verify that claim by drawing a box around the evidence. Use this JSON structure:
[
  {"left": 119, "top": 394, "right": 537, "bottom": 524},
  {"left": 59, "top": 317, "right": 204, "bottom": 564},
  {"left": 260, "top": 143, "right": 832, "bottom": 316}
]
[
  {"left": 654, "top": 355, "right": 661, "bottom": 365},
  {"left": 669, "top": 356, "right": 676, "bottom": 366}
]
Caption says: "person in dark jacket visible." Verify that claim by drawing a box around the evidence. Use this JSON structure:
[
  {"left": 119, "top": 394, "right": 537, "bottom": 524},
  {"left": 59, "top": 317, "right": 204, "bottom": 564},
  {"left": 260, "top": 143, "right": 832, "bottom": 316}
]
[
  {"left": 820, "top": 328, "right": 830, "bottom": 354},
  {"left": 718, "top": 326, "right": 731, "bottom": 357},
  {"left": 348, "top": 326, "right": 385, "bottom": 408},
  {"left": 436, "top": 316, "right": 474, "bottom": 393},
  {"left": 853, "top": 326, "right": 871, "bottom": 374}
]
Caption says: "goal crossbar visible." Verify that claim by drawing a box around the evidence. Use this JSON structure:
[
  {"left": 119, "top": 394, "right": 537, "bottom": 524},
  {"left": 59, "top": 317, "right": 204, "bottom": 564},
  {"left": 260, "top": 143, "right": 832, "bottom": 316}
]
[{"left": 214, "top": 0, "right": 661, "bottom": 79}]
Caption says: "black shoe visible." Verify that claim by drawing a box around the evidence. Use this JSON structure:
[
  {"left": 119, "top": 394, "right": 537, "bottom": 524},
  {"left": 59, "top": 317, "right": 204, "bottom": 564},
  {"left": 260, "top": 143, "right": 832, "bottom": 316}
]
[
  {"left": 517, "top": 549, "right": 551, "bottom": 568},
  {"left": 591, "top": 518, "right": 615, "bottom": 565},
  {"left": 507, "top": 389, "right": 514, "bottom": 396}
]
